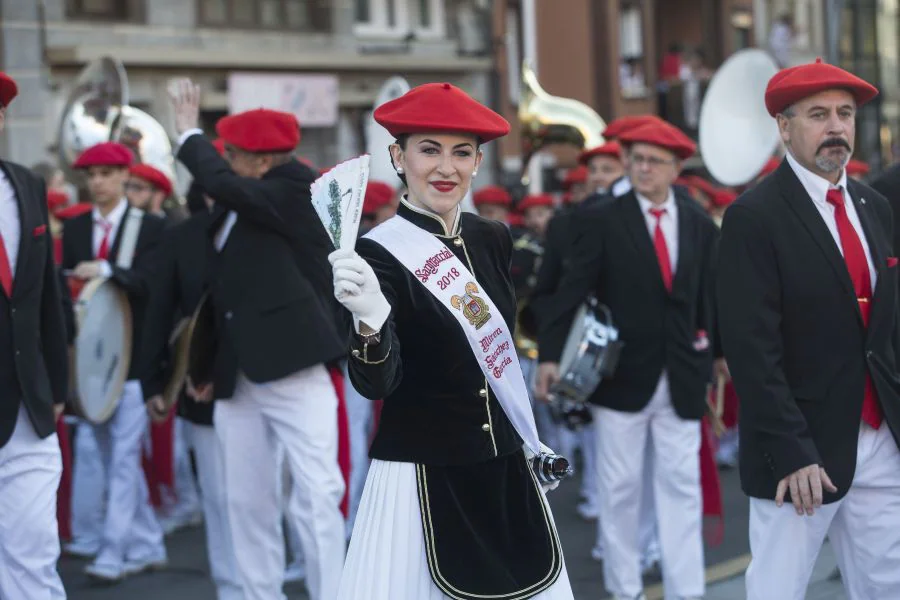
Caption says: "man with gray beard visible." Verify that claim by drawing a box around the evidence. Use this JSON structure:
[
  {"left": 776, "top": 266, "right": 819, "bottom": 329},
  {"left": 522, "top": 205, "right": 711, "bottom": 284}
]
[{"left": 717, "top": 60, "right": 900, "bottom": 600}]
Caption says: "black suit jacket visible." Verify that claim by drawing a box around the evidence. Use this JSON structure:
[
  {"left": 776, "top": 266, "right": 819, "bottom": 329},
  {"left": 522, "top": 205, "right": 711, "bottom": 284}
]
[
  {"left": 176, "top": 134, "right": 343, "bottom": 399},
  {"left": 61, "top": 202, "right": 166, "bottom": 381},
  {"left": 538, "top": 190, "right": 719, "bottom": 419},
  {"left": 0, "top": 161, "right": 68, "bottom": 448},
  {"left": 717, "top": 160, "right": 900, "bottom": 503},
  {"left": 870, "top": 163, "right": 900, "bottom": 267},
  {"left": 140, "top": 210, "right": 215, "bottom": 425},
  {"left": 348, "top": 201, "right": 522, "bottom": 465}
]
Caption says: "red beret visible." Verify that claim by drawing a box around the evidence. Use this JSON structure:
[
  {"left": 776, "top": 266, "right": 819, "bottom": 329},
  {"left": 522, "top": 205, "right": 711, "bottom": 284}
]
[
  {"left": 73, "top": 142, "right": 134, "bottom": 169},
  {"left": 846, "top": 159, "right": 870, "bottom": 177},
  {"left": 473, "top": 185, "right": 512, "bottom": 207},
  {"left": 0, "top": 72, "right": 17, "bottom": 107},
  {"left": 602, "top": 115, "right": 666, "bottom": 140},
  {"left": 212, "top": 138, "right": 226, "bottom": 156},
  {"left": 374, "top": 83, "right": 510, "bottom": 143},
  {"left": 563, "top": 165, "right": 588, "bottom": 189},
  {"left": 129, "top": 164, "right": 173, "bottom": 196},
  {"left": 519, "top": 193, "right": 555, "bottom": 212},
  {"left": 711, "top": 188, "right": 737, "bottom": 208},
  {"left": 579, "top": 141, "right": 623, "bottom": 165},
  {"left": 507, "top": 212, "right": 525, "bottom": 228},
  {"left": 47, "top": 189, "right": 69, "bottom": 214},
  {"left": 54, "top": 203, "right": 93, "bottom": 221},
  {"left": 759, "top": 157, "right": 781, "bottom": 177},
  {"left": 216, "top": 108, "right": 300, "bottom": 153},
  {"left": 764, "top": 58, "right": 878, "bottom": 117},
  {"left": 618, "top": 121, "right": 696, "bottom": 160},
  {"left": 363, "top": 181, "right": 395, "bottom": 214},
  {"left": 680, "top": 174, "right": 718, "bottom": 199}
]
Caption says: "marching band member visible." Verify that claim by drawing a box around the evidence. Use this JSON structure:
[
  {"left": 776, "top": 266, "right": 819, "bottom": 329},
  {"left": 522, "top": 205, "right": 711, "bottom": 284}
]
[
  {"left": 718, "top": 59, "right": 900, "bottom": 600},
  {"left": 332, "top": 82, "right": 574, "bottom": 600},
  {"left": 536, "top": 120, "right": 719, "bottom": 600},
  {"left": 63, "top": 141, "right": 168, "bottom": 581},
  {"left": 126, "top": 163, "right": 173, "bottom": 217},
  {"left": 169, "top": 80, "right": 346, "bottom": 600},
  {"left": 561, "top": 165, "right": 589, "bottom": 205},
  {"left": 141, "top": 181, "right": 244, "bottom": 600},
  {"left": 0, "top": 71, "right": 69, "bottom": 600},
  {"left": 579, "top": 141, "right": 624, "bottom": 196},
  {"left": 472, "top": 184, "right": 513, "bottom": 223}
]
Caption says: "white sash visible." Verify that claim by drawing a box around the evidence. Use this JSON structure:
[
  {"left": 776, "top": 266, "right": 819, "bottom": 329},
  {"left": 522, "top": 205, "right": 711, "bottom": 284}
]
[
  {"left": 365, "top": 215, "right": 540, "bottom": 453},
  {"left": 114, "top": 207, "right": 144, "bottom": 269}
]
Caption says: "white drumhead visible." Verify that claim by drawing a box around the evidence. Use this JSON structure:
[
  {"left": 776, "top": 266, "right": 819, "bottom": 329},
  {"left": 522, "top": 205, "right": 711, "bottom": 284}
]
[{"left": 74, "top": 278, "right": 132, "bottom": 424}]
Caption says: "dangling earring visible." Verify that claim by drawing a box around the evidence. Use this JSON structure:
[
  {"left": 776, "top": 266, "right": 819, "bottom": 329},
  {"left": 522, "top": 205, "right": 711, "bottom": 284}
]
[{"left": 472, "top": 170, "right": 478, "bottom": 176}]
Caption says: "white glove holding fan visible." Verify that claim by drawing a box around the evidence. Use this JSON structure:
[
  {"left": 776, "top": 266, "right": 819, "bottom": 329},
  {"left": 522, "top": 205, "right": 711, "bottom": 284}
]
[{"left": 328, "top": 247, "right": 392, "bottom": 334}]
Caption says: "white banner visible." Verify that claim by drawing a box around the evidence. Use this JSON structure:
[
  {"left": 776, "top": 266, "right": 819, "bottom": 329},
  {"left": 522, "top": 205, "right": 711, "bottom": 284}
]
[{"left": 227, "top": 73, "right": 339, "bottom": 127}]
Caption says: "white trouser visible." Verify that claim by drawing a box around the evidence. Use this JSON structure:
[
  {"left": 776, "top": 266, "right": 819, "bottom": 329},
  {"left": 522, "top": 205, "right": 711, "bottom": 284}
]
[
  {"left": 162, "top": 417, "right": 201, "bottom": 519},
  {"left": 579, "top": 422, "right": 598, "bottom": 503},
  {"left": 746, "top": 422, "right": 900, "bottom": 600},
  {"left": 593, "top": 432, "right": 661, "bottom": 567},
  {"left": 344, "top": 362, "right": 373, "bottom": 536},
  {"left": 215, "top": 366, "right": 346, "bottom": 600},
  {"left": 191, "top": 422, "right": 244, "bottom": 600},
  {"left": 277, "top": 443, "right": 306, "bottom": 569},
  {"left": 595, "top": 374, "right": 704, "bottom": 599},
  {"left": 0, "top": 406, "right": 66, "bottom": 600},
  {"left": 92, "top": 380, "right": 166, "bottom": 567},
  {"left": 70, "top": 421, "right": 106, "bottom": 547}
]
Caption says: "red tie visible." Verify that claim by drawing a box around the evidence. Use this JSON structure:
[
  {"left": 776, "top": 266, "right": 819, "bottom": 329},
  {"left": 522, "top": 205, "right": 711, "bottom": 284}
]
[
  {"left": 0, "top": 233, "right": 12, "bottom": 297},
  {"left": 649, "top": 208, "right": 673, "bottom": 292},
  {"left": 826, "top": 187, "right": 883, "bottom": 429},
  {"left": 96, "top": 219, "right": 112, "bottom": 261}
]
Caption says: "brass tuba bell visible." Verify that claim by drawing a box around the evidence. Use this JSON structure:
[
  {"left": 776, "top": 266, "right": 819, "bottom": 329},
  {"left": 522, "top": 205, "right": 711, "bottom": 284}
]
[{"left": 518, "top": 61, "right": 606, "bottom": 184}]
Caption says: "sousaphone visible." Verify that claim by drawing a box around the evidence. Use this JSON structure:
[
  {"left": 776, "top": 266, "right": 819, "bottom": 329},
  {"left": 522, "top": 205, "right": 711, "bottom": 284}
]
[{"left": 698, "top": 49, "right": 781, "bottom": 186}]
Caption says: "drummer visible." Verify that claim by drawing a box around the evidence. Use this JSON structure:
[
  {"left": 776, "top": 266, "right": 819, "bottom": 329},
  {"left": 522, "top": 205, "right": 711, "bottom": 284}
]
[
  {"left": 62, "top": 141, "right": 168, "bottom": 582},
  {"left": 125, "top": 163, "right": 173, "bottom": 218},
  {"left": 331, "top": 82, "right": 574, "bottom": 600}
]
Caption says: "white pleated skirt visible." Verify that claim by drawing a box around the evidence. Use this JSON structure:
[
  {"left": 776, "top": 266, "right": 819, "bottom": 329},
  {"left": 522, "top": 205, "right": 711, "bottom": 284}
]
[{"left": 337, "top": 459, "right": 575, "bottom": 600}]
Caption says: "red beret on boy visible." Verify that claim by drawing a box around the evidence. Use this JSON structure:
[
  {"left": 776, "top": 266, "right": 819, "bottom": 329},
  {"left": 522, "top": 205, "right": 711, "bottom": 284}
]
[
  {"left": 518, "top": 193, "right": 555, "bottom": 212},
  {"left": 363, "top": 181, "right": 395, "bottom": 214},
  {"left": 764, "top": 58, "right": 878, "bottom": 117},
  {"left": 563, "top": 165, "right": 588, "bottom": 190},
  {"left": 374, "top": 83, "right": 510, "bottom": 142},
  {"left": 216, "top": 109, "right": 300, "bottom": 153},
  {"left": 72, "top": 142, "right": 134, "bottom": 169},
  {"left": 579, "top": 141, "right": 622, "bottom": 165},
  {"left": 473, "top": 185, "right": 512, "bottom": 207},
  {"left": 129, "top": 164, "right": 173, "bottom": 196},
  {"left": 846, "top": 159, "right": 870, "bottom": 177}
]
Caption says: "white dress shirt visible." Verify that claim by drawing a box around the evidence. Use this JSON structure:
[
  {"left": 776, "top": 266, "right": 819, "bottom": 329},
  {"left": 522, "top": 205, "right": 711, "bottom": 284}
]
[
  {"left": 636, "top": 189, "right": 679, "bottom": 274},
  {"left": 612, "top": 176, "right": 633, "bottom": 198},
  {"left": 0, "top": 168, "right": 21, "bottom": 277},
  {"left": 178, "top": 128, "right": 236, "bottom": 252},
  {"left": 785, "top": 152, "right": 877, "bottom": 289}
]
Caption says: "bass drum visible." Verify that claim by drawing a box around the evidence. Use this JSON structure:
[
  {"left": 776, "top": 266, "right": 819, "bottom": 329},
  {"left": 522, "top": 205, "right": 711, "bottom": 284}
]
[{"left": 73, "top": 277, "right": 132, "bottom": 424}]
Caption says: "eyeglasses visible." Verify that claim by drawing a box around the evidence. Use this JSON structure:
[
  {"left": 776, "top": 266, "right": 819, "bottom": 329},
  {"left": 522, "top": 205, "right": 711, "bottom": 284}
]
[
  {"left": 630, "top": 153, "right": 676, "bottom": 168},
  {"left": 124, "top": 182, "right": 152, "bottom": 193}
]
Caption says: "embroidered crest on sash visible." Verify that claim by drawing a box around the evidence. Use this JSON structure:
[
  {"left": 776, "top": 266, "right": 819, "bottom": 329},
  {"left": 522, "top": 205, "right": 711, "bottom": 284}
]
[{"left": 450, "top": 282, "right": 491, "bottom": 329}]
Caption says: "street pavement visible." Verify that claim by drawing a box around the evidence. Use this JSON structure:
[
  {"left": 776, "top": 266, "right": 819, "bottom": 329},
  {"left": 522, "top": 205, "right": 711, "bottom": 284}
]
[{"left": 60, "top": 461, "right": 845, "bottom": 599}]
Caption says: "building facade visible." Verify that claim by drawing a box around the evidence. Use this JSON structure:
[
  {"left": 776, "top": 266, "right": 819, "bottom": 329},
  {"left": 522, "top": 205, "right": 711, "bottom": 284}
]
[{"left": 0, "top": 0, "right": 500, "bottom": 190}]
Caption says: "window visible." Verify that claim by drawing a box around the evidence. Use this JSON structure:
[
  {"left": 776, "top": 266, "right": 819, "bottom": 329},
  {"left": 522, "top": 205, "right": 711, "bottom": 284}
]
[
  {"left": 355, "top": 0, "right": 445, "bottom": 38},
  {"left": 66, "top": 0, "right": 142, "bottom": 21},
  {"left": 618, "top": 1, "right": 648, "bottom": 99},
  {"left": 199, "top": 0, "right": 329, "bottom": 31}
]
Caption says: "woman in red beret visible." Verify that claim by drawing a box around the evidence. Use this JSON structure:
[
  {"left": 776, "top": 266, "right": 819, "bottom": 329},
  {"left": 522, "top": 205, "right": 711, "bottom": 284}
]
[{"left": 330, "top": 82, "right": 574, "bottom": 600}]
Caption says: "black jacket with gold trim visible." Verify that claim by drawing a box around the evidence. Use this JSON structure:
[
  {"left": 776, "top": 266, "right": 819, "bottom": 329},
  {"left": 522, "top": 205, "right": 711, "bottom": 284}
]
[{"left": 348, "top": 199, "right": 523, "bottom": 466}]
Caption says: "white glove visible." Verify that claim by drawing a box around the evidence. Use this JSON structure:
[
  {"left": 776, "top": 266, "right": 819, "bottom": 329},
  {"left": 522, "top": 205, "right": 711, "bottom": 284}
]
[
  {"left": 328, "top": 248, "right": 392, "bottom": 334},
  {"left": 525, "top": 441, "right": 563, "bottom": 494}
]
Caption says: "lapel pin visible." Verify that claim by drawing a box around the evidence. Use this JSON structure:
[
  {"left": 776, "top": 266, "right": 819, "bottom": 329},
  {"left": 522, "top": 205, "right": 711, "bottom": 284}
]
[{"left": 861, "top": 197, "right": 867, "bottom": 205}]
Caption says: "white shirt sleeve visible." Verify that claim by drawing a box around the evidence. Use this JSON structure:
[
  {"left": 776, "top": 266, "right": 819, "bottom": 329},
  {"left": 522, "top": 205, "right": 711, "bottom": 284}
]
[{"left": 177, "top": 128, "right": 204, "bottom": 147}]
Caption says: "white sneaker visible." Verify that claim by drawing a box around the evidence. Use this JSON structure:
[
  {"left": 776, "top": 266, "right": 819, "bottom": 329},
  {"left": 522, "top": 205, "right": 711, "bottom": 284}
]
[
  {"left": 85, "top": 561, "right": 126, "bottom": 583},
  {"left": 161, "top": 510, "right": 204, "bottom": 535},
  {"left": 284, "top": 561, "right": 306, "bottom": 583},
  {"left": 64, "top": 539, "right": 100, "bottom": 559},
  {"left": 123, "top": 552, "right": 168, "bottom": 576}
]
